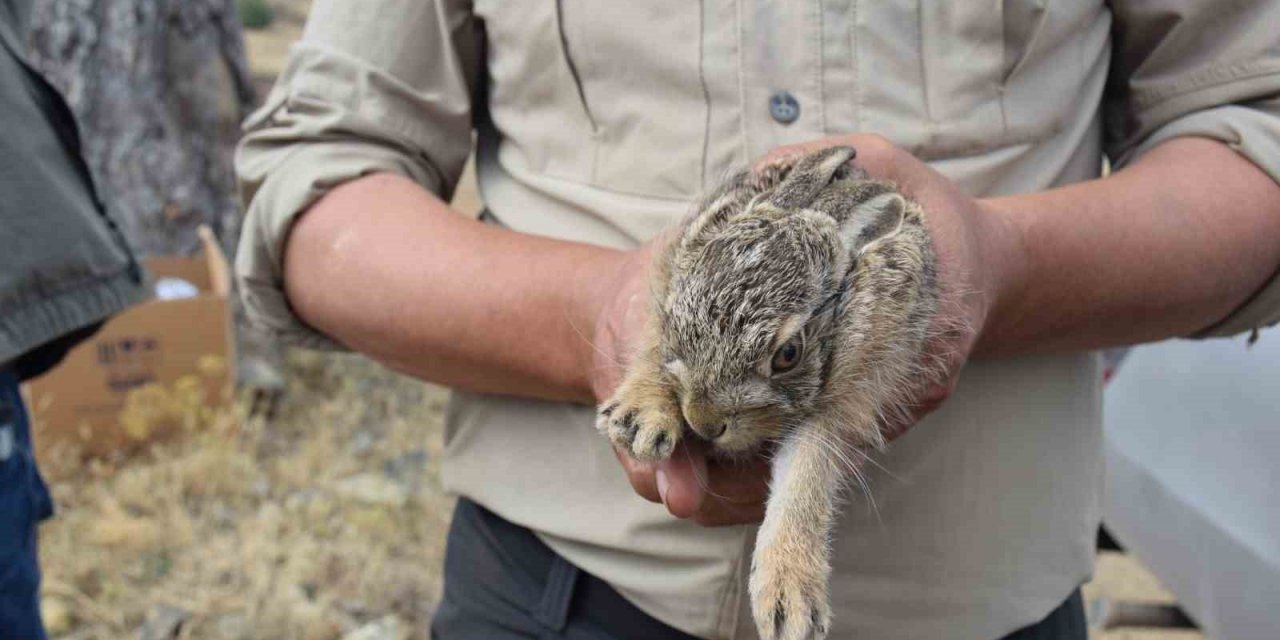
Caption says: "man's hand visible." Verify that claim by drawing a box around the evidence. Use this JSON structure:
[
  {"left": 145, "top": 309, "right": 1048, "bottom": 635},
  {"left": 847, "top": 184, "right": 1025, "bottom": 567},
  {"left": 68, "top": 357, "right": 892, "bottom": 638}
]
[
  {"left": 612, "top": 441, "right": 769, "bottom": 527},
  {"left": 587, "top": 244, "right": 653, "bottom": 403}
]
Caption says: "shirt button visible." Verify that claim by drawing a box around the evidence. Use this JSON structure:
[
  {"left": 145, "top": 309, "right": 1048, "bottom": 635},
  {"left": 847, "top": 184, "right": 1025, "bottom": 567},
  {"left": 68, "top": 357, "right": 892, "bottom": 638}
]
[{"left": 770, "top": 91, "right": 800, "bottom": 124}]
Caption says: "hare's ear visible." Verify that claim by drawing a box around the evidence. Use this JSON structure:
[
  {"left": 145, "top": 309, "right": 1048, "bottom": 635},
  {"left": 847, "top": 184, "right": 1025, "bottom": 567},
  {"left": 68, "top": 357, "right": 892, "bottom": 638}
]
[
  {"left": 767, "top": 146, "right": 857, "bottom": 209},
  {"left": 678, "top": 169, "right": 752, "bottom": 253},
  {"left": 840, "top": 191, "right": 906, "bottom": 255}
]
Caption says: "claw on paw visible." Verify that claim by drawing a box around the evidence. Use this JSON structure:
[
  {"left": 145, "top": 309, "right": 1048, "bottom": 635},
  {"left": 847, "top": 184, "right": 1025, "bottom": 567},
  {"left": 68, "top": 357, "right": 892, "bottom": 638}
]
[
  {"left": 750, "top": 563, "right": 832, "bottom": 640},
  {"left": 599, "top": 394, "right": 681, "bottom": 462}
]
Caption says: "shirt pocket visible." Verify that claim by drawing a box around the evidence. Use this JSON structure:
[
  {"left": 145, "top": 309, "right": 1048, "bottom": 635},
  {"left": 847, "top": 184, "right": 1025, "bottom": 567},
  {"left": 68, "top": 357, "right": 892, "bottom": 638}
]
[
  {"left": 999, "top": 0, "right": 1096, "bottom": 146},
  {"left": 473, "top": 0, "right": 599, "bottom": 183},
  {"left": 857, "top": 0, "right": 1081, "bottom": 160},
  {"left": 556, "top": 0, "right": 708, "bottom": 199},
  {"left": 916, "top": 1, "right": 1008, "bottom": 158}
]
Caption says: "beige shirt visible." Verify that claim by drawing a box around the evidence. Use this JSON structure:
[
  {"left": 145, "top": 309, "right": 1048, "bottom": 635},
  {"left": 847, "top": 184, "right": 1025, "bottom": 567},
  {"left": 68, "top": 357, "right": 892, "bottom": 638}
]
[{"left": 235, "top": 2, "right": 1280, "bottom": 638}]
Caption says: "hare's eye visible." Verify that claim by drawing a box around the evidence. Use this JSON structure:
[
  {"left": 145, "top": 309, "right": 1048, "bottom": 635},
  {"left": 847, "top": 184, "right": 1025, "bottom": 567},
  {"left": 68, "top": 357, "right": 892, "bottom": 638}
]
[{"left": 770, "top": 335, "right": 804, "bottom": 375}]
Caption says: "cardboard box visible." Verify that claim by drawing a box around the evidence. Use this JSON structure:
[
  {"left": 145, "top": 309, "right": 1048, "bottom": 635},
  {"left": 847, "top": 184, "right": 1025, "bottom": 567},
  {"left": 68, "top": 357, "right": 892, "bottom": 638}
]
[{"left": 26, "top": 227, "right": 236, "bottom": 460}]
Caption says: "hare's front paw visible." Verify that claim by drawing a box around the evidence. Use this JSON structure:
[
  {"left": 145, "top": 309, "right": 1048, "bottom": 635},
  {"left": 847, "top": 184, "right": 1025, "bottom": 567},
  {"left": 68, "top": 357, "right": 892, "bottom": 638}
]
[
  {"left": 750, "top": 549, "right": 832, "bottom": 640},
  {"left": 597, "top": 378, "right": 681, "bottom": 462}
]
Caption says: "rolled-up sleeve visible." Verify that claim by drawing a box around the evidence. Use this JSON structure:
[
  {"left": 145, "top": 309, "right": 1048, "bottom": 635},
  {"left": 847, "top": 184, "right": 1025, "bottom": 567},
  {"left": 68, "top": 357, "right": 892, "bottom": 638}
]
[
  {"left": 1104, "top": 0, "right": 1280, "bottom": 338},
  {"left": 235, "top": 0, "right": 480, "bottom": 348}
]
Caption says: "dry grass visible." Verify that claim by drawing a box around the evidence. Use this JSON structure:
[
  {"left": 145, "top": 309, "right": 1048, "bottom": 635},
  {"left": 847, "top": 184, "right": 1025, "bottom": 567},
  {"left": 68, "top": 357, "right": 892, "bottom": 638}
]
[{"left": 37, "top": 352, "right": 452, "bottom": 640}]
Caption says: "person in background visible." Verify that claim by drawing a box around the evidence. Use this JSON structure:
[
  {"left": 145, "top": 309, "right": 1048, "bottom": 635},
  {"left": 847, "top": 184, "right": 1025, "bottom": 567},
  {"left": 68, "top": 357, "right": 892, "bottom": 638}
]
[
  {"left": 0, "top": 0, "right": 148, "bottom": 637},
  {"left": 237, "top": 1, "right": 1280, "bottom": 638}
]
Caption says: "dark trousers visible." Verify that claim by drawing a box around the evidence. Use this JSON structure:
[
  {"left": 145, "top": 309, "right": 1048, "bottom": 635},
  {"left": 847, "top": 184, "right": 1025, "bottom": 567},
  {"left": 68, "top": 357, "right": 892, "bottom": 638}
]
[
  {"left": 0, "top": 368, "right": 53, "bottom": 640},
  {"left": 432, "top": 498, "right": 1087, "bottom": 640}
]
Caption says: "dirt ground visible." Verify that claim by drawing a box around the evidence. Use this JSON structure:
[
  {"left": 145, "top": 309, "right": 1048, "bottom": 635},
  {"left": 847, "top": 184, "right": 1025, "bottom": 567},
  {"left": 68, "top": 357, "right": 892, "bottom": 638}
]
[{"left": 34, "top": 2, "right": 1208, "bottom": 639}]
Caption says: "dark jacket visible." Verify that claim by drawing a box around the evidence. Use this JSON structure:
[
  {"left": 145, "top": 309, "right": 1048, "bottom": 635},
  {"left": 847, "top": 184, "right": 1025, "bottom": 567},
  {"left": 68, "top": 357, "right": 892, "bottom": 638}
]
[{"left": 0, "top": 0, "right": 147, "bottom": 378}]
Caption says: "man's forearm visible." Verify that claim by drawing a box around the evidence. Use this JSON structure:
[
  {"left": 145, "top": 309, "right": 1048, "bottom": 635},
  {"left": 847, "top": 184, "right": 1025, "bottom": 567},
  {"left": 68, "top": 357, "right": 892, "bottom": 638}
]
[
  {"left": 978, "top": 137, "right": 1280, "bottom": 357},
  {"left": 283, "top": 172, "right": 619, "bottom": 404},
  {"left": 282, "top": 137, "right": 1280, "bottom": 406}
]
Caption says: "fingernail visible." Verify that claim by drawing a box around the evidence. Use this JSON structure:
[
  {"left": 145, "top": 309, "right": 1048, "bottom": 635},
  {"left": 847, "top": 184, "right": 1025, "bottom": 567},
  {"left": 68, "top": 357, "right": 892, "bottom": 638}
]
[{"left": 656, "top": 469, "right": 670, "bottom": 505}]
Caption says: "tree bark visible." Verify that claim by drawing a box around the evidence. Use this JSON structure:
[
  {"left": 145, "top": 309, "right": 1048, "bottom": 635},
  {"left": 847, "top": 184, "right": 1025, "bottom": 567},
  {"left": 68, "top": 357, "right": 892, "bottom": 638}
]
[{"left": 26, "top": 0, "right": 255, "bottom": 257}]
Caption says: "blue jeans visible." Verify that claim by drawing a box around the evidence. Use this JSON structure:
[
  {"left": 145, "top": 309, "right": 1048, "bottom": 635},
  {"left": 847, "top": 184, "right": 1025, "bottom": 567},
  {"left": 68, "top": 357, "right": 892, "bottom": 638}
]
[{"left": 0, "top": 368, "right": 53, "bottom": 640}]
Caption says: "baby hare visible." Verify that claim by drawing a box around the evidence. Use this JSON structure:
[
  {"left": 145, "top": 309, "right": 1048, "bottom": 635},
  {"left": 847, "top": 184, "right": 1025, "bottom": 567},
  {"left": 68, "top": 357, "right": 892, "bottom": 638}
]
[{"left": 597, "top": 146, "right": 940, "bottom": 640}]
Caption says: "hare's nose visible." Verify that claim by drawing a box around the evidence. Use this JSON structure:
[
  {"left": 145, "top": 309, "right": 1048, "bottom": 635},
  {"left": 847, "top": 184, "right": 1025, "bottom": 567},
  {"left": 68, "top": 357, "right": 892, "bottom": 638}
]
[
  {"left": 686, "top": 419, "right": 727, "bottom": 440},
  {"left": 681, "top": 402, "right": 728, "bottom": 440},
  {"left": 688, "top": 420, "right": 727, "bottom": 441}
]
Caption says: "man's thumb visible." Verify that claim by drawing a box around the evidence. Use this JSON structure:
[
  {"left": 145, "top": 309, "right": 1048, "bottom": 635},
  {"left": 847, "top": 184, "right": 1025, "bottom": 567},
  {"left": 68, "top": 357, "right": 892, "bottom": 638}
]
[{"left": 656, "top": 442, "right": 707, "bottom": 518}]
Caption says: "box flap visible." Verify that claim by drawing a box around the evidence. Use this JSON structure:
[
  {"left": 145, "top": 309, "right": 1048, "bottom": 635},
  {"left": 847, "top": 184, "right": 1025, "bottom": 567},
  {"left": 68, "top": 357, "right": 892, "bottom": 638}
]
[
  {"left": 198, "top": 225, "right": 231, "bottom": 297},
  {"left": 139, "top": 225, "right": 230, "bottom": 297},
  {"left": 145, "top": 255, "right": 213, "bottom": 292}
]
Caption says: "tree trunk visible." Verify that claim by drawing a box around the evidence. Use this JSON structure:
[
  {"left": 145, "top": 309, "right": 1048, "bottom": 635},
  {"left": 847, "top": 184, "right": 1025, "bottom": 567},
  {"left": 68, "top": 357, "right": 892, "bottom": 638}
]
[
  {"left": 25, "top": 0, "right": 255, "bottom": 257},
  {"left": 25, "top": 2, "right": 289, "bottom": 387}
]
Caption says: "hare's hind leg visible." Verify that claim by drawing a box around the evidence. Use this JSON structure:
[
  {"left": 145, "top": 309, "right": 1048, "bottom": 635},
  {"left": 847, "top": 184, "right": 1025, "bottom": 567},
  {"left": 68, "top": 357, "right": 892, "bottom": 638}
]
[
  {"left": 750, "top": 426, "right": 845, "bottom": 640},
  {"left": 597, "top": 342, "right": 683, "bottom": 462}
]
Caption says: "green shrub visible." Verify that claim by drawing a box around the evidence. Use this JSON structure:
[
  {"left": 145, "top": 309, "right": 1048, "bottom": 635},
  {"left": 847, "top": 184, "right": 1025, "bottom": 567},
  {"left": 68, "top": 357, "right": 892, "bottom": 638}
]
[{"left": 238, "top": 0, "right": 275, "bottom": 30}]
